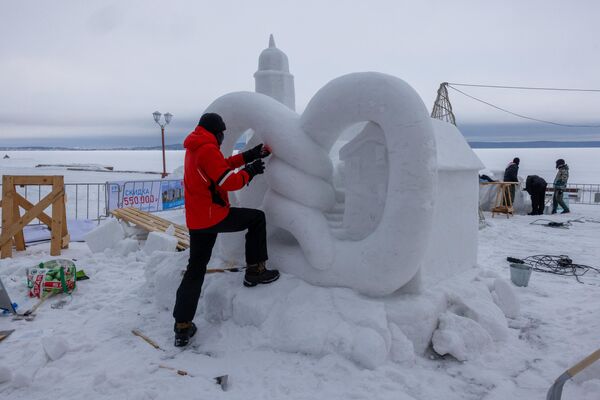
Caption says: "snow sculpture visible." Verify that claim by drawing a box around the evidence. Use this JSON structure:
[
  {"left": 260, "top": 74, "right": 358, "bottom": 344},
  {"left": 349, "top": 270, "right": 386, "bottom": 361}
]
[
  {"left": 338, "top": 122, "right": 388, "bottom": 240},
  {"left": 419, "top": 119, "right": 484, "bottom": 288},
  {"left": 206, "top": 72, "right": 437, "bottom": 296},
  {"left": 254, "top": 34, "right": 295, "bottom": 111}
]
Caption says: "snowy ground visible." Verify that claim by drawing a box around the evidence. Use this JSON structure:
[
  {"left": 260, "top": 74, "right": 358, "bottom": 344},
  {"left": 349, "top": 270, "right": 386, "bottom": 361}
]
[
  {"left": 1, "top": 150, "right": 599, "bottom": 399},
  {"left": 1, "top": 204, "right": 599, "bottom": 400}
]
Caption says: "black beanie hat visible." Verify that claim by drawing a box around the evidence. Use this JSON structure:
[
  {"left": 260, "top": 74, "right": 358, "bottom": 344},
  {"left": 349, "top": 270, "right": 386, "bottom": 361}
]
[
  {"left": 513, "top": 157, "right": 520, "bottom": 165},
  {"left": 556, "top": 158, "right": 565, "bottom": 167},
  {"left": 198, "top": 113, "right": 226, "bottom": 135}
]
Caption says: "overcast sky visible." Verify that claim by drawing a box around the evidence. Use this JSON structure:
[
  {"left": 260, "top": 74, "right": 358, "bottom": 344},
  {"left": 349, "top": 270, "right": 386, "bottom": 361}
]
[{"left": 1, "top": 0, "right": 600, "bottom": 147}]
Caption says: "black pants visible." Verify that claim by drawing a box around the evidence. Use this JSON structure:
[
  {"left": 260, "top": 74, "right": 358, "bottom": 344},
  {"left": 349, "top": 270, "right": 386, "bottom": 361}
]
[
  {"left": 530, "top": 183, "right": 547, "bottom": 215},
  {"left": 173, "top": 207, "right": 268, "bottom": 323}
]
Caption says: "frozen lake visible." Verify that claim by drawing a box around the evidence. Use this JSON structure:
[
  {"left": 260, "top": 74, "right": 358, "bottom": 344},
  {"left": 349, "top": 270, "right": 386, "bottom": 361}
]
[{"left": 1, "top": 147, "right": 599, "bottom": 184}]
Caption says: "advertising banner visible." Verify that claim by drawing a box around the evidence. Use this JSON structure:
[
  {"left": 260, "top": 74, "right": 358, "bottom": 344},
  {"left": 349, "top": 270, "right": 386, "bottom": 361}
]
[{"left": 106, "top": 179, "right": 184, "bottom": 212}]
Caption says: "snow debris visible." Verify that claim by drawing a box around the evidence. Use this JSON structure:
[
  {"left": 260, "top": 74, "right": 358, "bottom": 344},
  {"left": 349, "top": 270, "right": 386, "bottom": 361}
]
[
  {"left": 443, "top": 281, "right": 510, "bottom": 342},
  {"left": 0, "top": 366, "right": 12, "bottom": 384},
  {"left": 113, "top": 238, "right": 139, "bottom": 256},
  {"left": 83, "top": 218, "right": 125, "bottom": 253},
  {"left": 432, "top": 311, "right": 493, "bottom": 361},
  {"left": 201, "top": 274, "right": 393, "bottom": 369},
  {"left": 492, "top": 278, "right": 520, "bottom": 318},
  {"left": 164, "top": 224, "right": 176, "bottom": 236},
  {"left": 142, "top": 232, "right": 178, "bottom": 255},
  {"left": 42, "top": 336, "right": 69, "bottom": 361}
]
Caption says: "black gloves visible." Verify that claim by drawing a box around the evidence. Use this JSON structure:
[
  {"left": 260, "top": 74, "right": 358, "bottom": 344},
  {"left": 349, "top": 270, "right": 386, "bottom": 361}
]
[
  {"left": 243, "top": 159, "right": 265, "bottom": 182},
  {"left": 242, "top": 144, "right": 271, "bottom": 163}
]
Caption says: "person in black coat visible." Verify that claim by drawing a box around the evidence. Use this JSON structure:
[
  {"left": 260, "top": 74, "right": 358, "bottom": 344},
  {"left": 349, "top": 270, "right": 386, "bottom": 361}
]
[
  {"left": 503, "top": 157, "right": 520, "bottom": 206},
  {"left": 524, "top": 175, "right": 548, "bottom": 215}
]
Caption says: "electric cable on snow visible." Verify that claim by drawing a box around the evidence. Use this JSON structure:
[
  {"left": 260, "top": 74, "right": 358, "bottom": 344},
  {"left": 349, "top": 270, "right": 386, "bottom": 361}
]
[
  {"left": 529, "top": 217, "right": 585, "bottom": 229},
  {"left": 507, "top": 255, "right": 600, "bottom": 283}
]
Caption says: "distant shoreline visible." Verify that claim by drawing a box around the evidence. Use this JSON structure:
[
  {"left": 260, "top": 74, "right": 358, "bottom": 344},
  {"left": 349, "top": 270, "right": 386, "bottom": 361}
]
[
  {"left": 2, "top": 141, "right": 600, "bottom": 151},
  {"left": 469, "top": 141, "right": 600, "bottom": 148},
  {"left": 0, "top": 144, "right": 185, "bottom": 151}
]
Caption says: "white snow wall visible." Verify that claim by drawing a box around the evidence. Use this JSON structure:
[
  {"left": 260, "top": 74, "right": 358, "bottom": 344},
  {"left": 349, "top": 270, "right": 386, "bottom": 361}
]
[
  {"left": 204, "top": 72, "right": 468, "bottom": 296},
  {"left": 418, "top": 119, "right": 483, "bottom": 288}
]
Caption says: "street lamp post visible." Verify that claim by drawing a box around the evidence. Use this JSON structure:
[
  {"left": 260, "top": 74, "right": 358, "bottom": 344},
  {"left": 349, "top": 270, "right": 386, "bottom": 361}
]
[{"left": 152, "top": 111, "right": 173, "bottom": 178}]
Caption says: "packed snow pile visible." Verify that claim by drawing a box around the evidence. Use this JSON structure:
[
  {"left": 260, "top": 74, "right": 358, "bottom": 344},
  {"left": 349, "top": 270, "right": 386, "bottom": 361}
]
[
  {"left": 146, "top": 251, "right": 519, "bottom": 368},
  {"left": 1, "top": 205, "right": 600, "bottom": 399}
]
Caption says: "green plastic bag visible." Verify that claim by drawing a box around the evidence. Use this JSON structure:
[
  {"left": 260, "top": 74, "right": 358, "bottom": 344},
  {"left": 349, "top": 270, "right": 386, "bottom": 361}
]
[{"left": 27, "top": 259, "right": 77, "bottom": 298}]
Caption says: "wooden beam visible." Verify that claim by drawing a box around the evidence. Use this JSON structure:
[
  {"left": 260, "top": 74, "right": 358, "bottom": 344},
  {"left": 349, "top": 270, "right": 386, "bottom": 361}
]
[
  {"left": 50, "top": 177, "right": 64, "bottom": 256},
  {"left": 110, "top": 207, "right": 190, "bottom": 249},
  {"left": 1, "top": 176, "right": 14, "bottom": 258},
  {"left": 12, "top": 197, "right": 26, "bottom": 251},
  {"left": 14, "top": 192, "right": 53, "bottom": 227},
  {"left": 11, "top": 176, "right": 56, "bottom": 186},
  {"left": 0, "top": 186, "right": 63, "bottom": 250}
]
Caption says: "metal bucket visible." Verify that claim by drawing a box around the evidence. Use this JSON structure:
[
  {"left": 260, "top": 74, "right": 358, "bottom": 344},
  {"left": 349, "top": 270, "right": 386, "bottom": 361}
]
[{"left": 510, "top": 263, "right": 532, "bottom": 287}]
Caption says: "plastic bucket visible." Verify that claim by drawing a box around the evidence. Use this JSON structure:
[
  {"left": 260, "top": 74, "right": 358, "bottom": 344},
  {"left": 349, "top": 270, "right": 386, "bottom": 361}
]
[{"left": 510, "top": 263, "right": 532, "bottom": 287}]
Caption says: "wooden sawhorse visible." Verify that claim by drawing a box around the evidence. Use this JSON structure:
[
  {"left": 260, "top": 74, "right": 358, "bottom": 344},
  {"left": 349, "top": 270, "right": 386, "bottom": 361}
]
[
  {"left": 0, "top": 175, "right": 69, "bottom": 258},
  {"left": 480, "top": 181, "right": 519, "bottom": 218}
]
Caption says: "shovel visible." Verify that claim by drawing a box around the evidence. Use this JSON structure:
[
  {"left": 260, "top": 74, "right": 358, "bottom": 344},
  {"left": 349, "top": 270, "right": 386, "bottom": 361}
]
[{"left": 546, "top": 348, "right": 600, "bottom": 400}]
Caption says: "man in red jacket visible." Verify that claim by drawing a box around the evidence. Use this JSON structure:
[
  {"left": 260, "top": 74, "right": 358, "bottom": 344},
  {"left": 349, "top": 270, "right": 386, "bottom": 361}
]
[{"left": 173, "top": 113, "right": 279, "bottom": 347}]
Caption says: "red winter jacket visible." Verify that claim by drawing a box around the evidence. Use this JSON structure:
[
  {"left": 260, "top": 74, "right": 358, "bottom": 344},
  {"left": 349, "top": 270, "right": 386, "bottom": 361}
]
[{"left": 183, "top": 126, "right": 250, "bottom": 229}]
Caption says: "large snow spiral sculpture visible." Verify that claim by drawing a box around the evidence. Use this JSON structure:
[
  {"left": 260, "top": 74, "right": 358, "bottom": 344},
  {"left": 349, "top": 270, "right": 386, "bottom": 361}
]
[{"left": 206, "top": 72, "right": 437, "bottom": 296}]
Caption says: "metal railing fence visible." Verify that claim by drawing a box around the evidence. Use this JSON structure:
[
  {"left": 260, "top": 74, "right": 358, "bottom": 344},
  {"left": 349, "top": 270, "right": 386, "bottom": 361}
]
[
  {"left": 0, "top": 182, "right": 108, "bottom": 227},
  {"left": 2, "top": 179, "right": 599, "bottom": 229},
  {"left": 546, "top": 183, "right": 600, "bottom": 205}
]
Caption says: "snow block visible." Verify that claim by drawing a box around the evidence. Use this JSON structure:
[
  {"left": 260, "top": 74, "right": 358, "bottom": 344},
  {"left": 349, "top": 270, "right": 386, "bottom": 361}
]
[
  {"left": 385, "top": 292, "right": 446, "bottom": 355},
  {"left": 143, "top": 231, "right": 178, "bottom": 255},
  {"left": 42, "top": 336, "right": 69, "bottom": 361},
  {"left": 202, "top": 275, "right": 392, "bottom": 369},
  {"left": 492, "top": 278, "right": 520, "bottom": 319},
  {"left": 114, "top": 238, "right": 139, "bottom": 256},
  {"left": 432, "top": 311, "right": 493, "bottom": 361},
  {"left": 444, "top": 282, "right": 510, "bottom": 342},
  {"left": 120, "top": 221, "right": 148, "bottom": 240},
  {"left": 389, "top": 323, "right": 416, "bottom": 363},
  {"left": 83, "top": 219, "right": 125, "bottom": 253},
  {"left": 144, "top": 250, "right": 189, "bottom": 311},
  {"left": 0, "top": 366, "right": 12, "bottom": 384}
]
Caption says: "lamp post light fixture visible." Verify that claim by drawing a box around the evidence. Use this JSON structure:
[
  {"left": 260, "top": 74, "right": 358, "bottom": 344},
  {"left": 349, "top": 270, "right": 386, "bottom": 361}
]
[{"left": 152, "top": 111, "right": 173, "bottom": 178}]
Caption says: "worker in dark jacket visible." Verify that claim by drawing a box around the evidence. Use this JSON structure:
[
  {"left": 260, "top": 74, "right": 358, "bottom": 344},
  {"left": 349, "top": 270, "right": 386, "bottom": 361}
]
[
  {"left": 524, "top": 175, "right": 547, "bottom": 215},
  {"left": 552, "top": 159, "right": 570, "bottom": 214},
  {"left": 172, "top": 113, "right": 279, "bottom": 347},
  {"left": 503, "top": 157, "right": 520, "bottom": 206}
]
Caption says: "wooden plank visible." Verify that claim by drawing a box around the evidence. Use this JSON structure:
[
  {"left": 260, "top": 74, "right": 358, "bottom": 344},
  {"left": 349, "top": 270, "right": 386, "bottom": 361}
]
[
  {"left": 50, "top": 177, "right": 63, "bottom": 256},
  {"left": 122, "top": 208, "right": 188, "bottom": 232},
  {"left": 110, "top": 208, "right": 190, "bottom": 249},
  {"left": 1, "top": 176, "right": 14, "bottom": 258},
  {"left": 14, "top": 193, "right": 53, "bottom": 227},
  {"left": 112, "top": 208, "right": 187, "bottom": 234},
  {"left": 60, "top": 188, "right": 68, "bottom": 238},
  {"left": 0, "top": 186, "right": 63, "bottom": 251},
  {"left": 61, "top": 234, "right": 71, "bottom": 249},
  {"left": 12, "top": 197, "right": 26, "bottom": 251},
  {"left": 11, "top": 176, "right": 55, "bottom": 186}
]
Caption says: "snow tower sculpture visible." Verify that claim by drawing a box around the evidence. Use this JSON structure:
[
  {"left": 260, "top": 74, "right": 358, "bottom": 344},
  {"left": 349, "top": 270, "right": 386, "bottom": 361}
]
[{"left": 206, "top": 36, "right": 483, "bottom": 296}]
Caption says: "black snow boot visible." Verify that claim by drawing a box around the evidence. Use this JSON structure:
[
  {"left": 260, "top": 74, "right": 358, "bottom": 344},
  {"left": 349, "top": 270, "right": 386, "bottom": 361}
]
[
  {"left": 174, "top": 321, "right": 197, "bottom": 347},
  {"left": 244, "top": 261, "right": 280, "bottom": 287}
]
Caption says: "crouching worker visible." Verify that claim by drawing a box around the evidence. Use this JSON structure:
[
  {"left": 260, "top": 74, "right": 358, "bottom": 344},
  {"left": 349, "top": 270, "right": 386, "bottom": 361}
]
[
  {"left": 172, "top": 113, "right": 280, "bottom": 347},
  {"left": 524, "top": 175, "right": 547, "bottom": 215}
]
